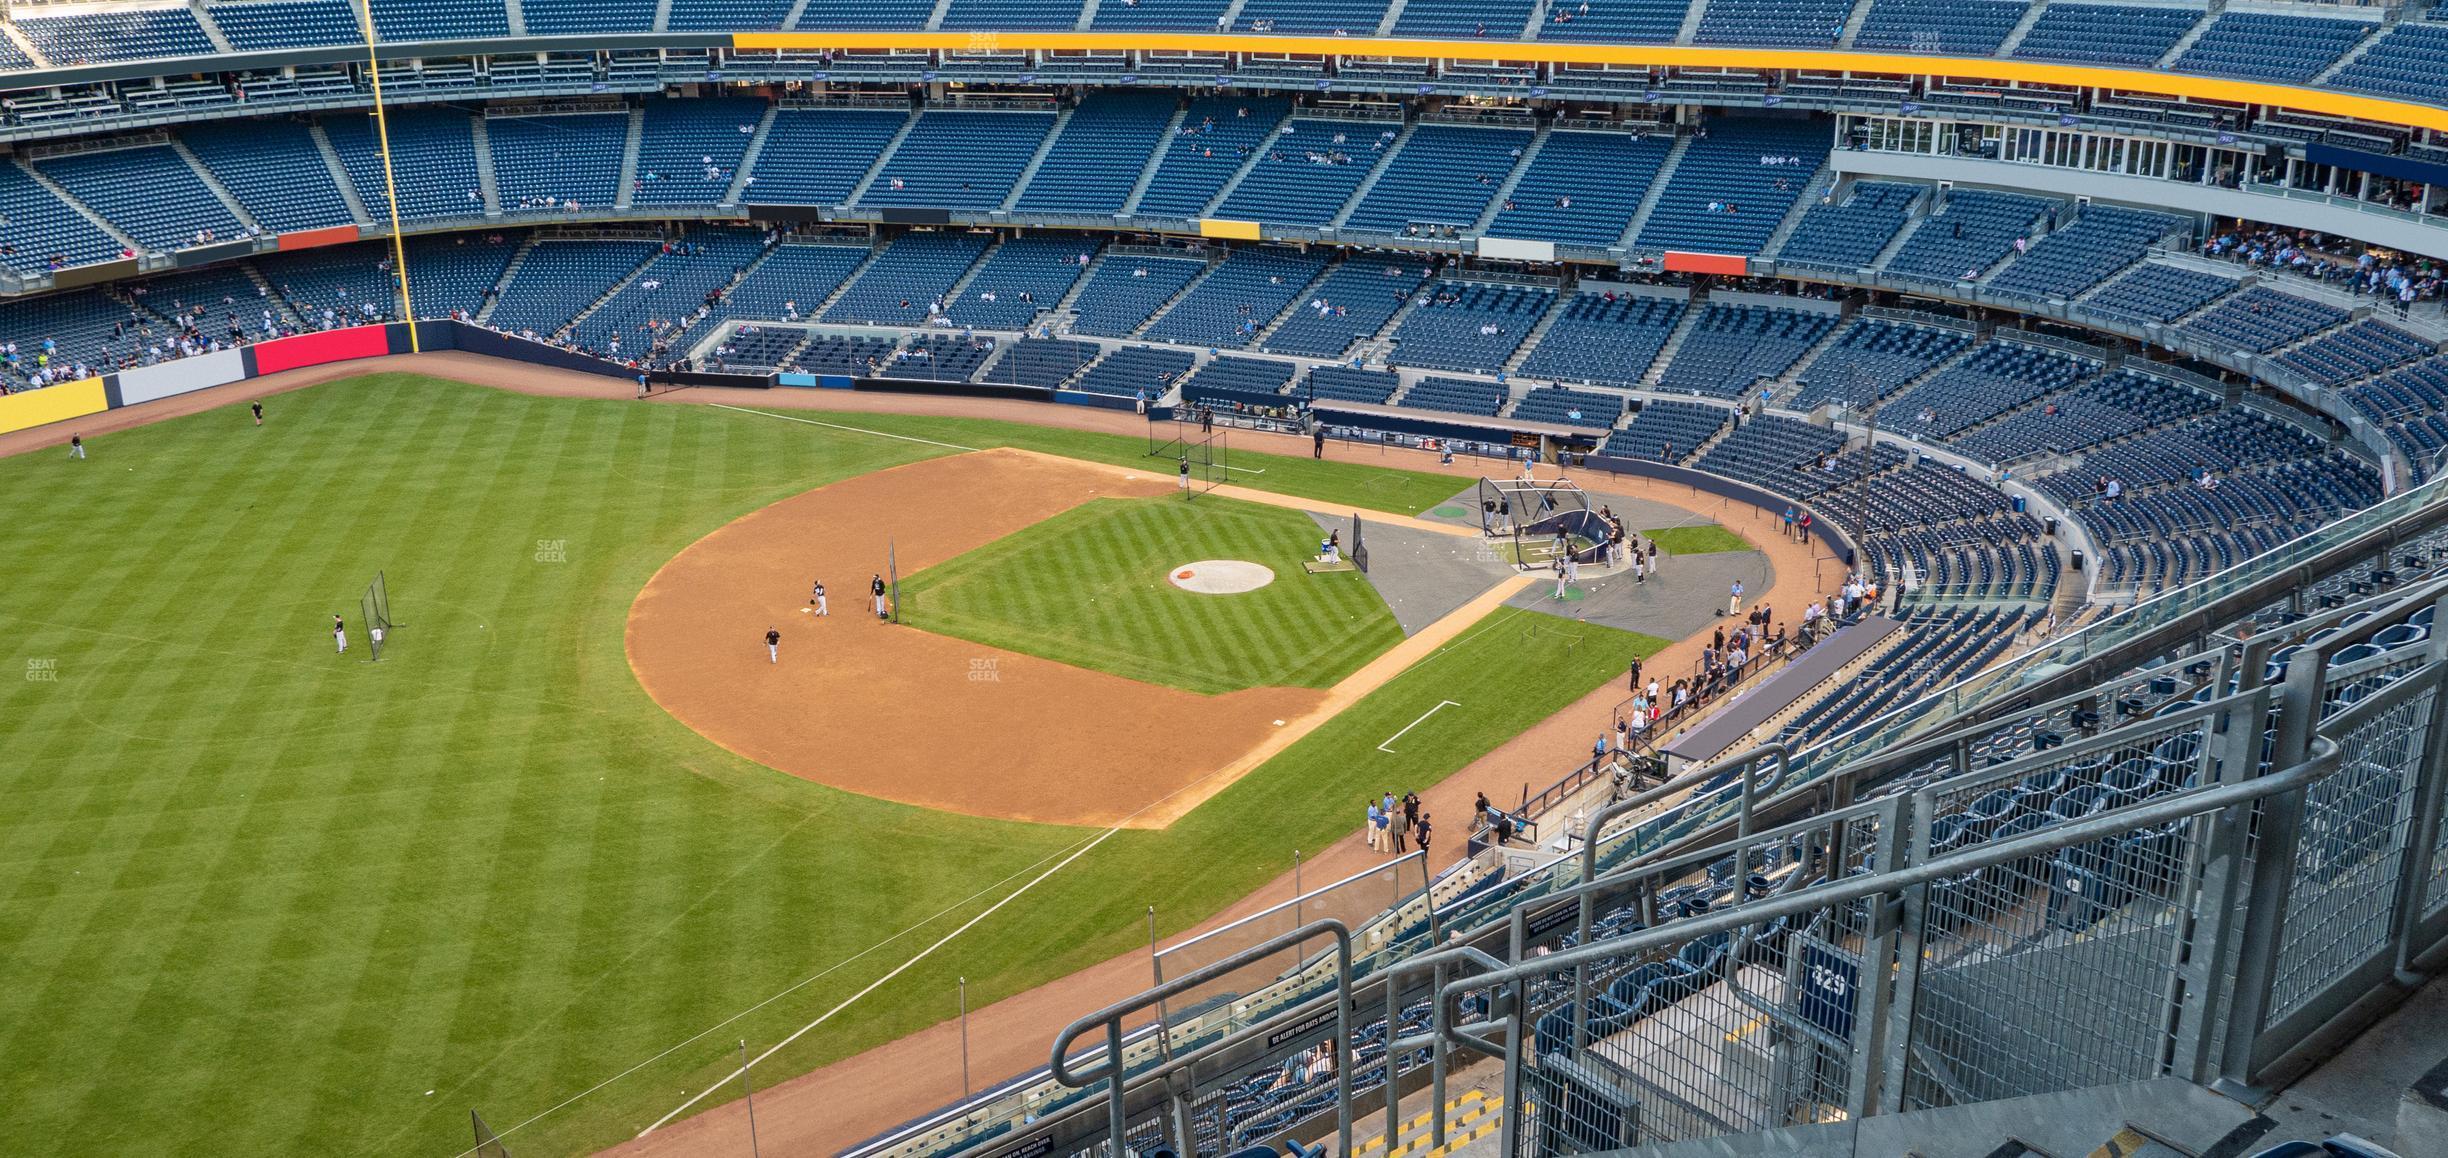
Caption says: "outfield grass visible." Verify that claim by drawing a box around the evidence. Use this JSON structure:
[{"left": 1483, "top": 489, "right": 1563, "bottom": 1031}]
[
  {"left": 1646, "top": 524, "right": 1754, "bottom": 555},
  {"left": 900, "top": 496, "right": 1402, "bottom": 693},
  {"left": 0, "top": 373, "right": 1654, "bottom": 1157}
]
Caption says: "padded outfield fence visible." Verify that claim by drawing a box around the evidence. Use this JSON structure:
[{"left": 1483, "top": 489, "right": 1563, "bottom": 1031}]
[{"left": 870, "top": 472, "right": 2448, "bottom": 1158}]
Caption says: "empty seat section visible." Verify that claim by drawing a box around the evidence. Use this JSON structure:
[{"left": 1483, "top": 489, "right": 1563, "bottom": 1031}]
[
  {"left": 705, "top": 243, "right": 873, "bottom": 330},
  {"left": 1887, "top": 340, "right": 2097, "bottom": 440},
  {"left": 823, "top": 231, "right": 992, "bottom": 325},
  {"left": 1693, "top": 412, "right": 1846, "bottom": 489},
  {"left": 1133, "top": 97, "right": 1291, "bottom": 220},
  {"left": 1144, "top": 248, "right": 1325, "bottom": 347},
  {"left": 321, "top": 108, "right": 481, "bottom": 221},
  {"left": 488, "top": 113, "right": 628, "bottom": 211},
  {"left": 884, "top": 334, "right": 997, "bottom": 380},
  {"left": 746, "top": 108, "right": 910, "bottom": 205},
  {"left": 2080, "top": 264, "right": 2238, "bottom": 327},
  {"left": 1774, "top": 182, "right": 1919, "bottom": 268},
  {"left": 861, "top": 110, "right": 1056, "bottom": 211},
  {"left": 2170, "top": 13, "right": 2370, "bottom": 84},
  {"left": 1070, "top": 256, "right": 1206, "bottom": 336},
  {"left": 1303, "top": 365, "right": 1402, "bottom": 404},
  {"left": 791, "top": 0, "right": 936, "bottom": 27},
  {"left": 1014, "top": 92, "right": 1181, "bottom": 215},
  {"left": 2275, "top": 320, "right": 2434, "bottom": 384},
  {"left": 1214, "top": 118, "right": 1401, "bottom": 226},
  {"left": 1263, "top": 260, "right": 1429, "bottom": 359},
  {"left": 1485, "top": 130, "right": 1672, "bottom": 247},
  {"left": 1658, "top": 304, "right": 1837, "bottom": 398},
  {"left": 1512, "top": 384, "right": 1626, "bottom": 427},
  {"left": 1790, "top": 319, "right": 1971, "bottom": 409},
  {"left": 18, "top": 7, "right": 215, "bottom": 63},
  {"left": 1986, "top": 205, "right": 2187, "bottom": 302},
  {"left": 1391, "top": 0, "right": 1537, "bottom": 38},
  {"left": 1091, "top": 0, "right": 1233, "bottom": 29},
  {"left": 204, "top": 0, "right": 362, "bottom": 50},
  {"left": 1883, "top": 189, "right": 2051, "bottom": 284},
  {"left": 2011, "top": 3, "right": 2201, "bottom": 65},
  {"left": 1398, "top": 375, "right": 1509, "bottom": 417},
  {"left": 944, "top": 236, "right": 1094, "bottom": 329},
  {"left": 632, "top": 97, "right": 767, "bottom": 208},
  {"left": 1952, "top": 368, "right": 2215, "bottom": 465},
  {"left": 1603, "top": 400, "right": 1731, "bottom": 461},
  {"left": 1692, "top": 0, "right": 1852, "bottom": 46},
  {"left": 179, "top": 120, "right": 356, "bottom": 233},
  {"left": 1515, "top": 291, "right": 1680, "bottom": 387},
  {"left": 2181, "top": 287, "right": 2349, "bottom": 353},
  {"left": 2331, "top": 21, "right": 2448, "bottom": 102},
  {"left": 1073, "top": 344, "right": 1194, "bottom": 397},
  {"left": 1853, "top": 0, "right": 2022, "bottom": 54},
  {"left": 522, "top": 0, "right": 659, "bottom": 32},
  {"left": 571, "top": 229, "right": 765, "bottom": 352},
  {"left": 1537, "top": 0, "right": 1686, "bottom": 42},
  {"left": 1343, "top": 125, "right": 1533, "bottom": 235},
  {"left": 484, "top": 239, "right": 659, "bottom": 337},
  {"left": 35, "top": 147, "right": 241, "bottom": 254},
  {"left": 941, "top": 0, "right": 1087, "bottom": 29},
  {"left": 367, "top": 0, "right": 510, "bottom": 39},
  {"left": 983, "top": 338, "right": 1102, "bottom": 388},
  {"left": 665, "top": 0, "right": 793, "bottom": 30},
  {"left": 1633, "top": 120, "right": 1829, "bottom": 254},
  {"left": 1181, "top": 355, "right": 1297, "bottom": 408},
  {"left": 1230, "top": 0, "right": 1388, "bottom": 34},
  {"left": 1387, "top": 281, "right": 1554, "bottom": 374}
]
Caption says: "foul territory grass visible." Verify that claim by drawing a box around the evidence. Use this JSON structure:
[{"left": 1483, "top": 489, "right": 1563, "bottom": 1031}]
[
  {"left": 0, "top": 373, "right": 1648, "bottom": 1157},
  {"left": 900, "top": 495, "right": 1402, "bottom": 694},
  {"left": 1645, "top": 524, "right": 1753, "bottom": 555}
]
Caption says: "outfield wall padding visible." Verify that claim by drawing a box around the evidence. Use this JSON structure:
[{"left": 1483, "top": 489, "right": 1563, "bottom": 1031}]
[
  {"left": 0, "top": 377, "right": 110, "bottom": 434},
  {"left": 115, "top": 347, "right": 248, "bottom": 405},
  {"left": 251, "top": 325, "right": 392, "bottom": 374},
  {"left": 444, "top": 323, "right": 635, "bottom": 378}
]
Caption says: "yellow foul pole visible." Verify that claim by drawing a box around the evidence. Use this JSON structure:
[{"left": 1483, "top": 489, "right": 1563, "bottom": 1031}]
[{"left": 358, "top": 0, "right": 419, "bottom": 351}]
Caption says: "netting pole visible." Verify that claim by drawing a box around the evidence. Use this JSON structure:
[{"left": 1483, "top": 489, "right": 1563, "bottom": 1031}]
[
  {"left": 959, "top": 979, "right": 972, "bottom": 1096},
  {"left": 736, "top": 1040, "right": 762, "bottom": 1158}
]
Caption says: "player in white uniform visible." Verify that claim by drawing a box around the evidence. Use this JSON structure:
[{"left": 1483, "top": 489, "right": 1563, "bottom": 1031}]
[
  {"left": 810, "top": 579, "right": 828, "bottom": 615},
  {"left": 332, "top": 614, "right": 348, "bottom": 654}
]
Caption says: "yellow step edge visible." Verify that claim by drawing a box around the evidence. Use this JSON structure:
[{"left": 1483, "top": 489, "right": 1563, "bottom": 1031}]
[
  {"left": 1356, "top": 1091, "right": 1488, "bottom": 1155},
  {"left": 1384, "top": 1100, "right": 1504, "bottom": 1158}
]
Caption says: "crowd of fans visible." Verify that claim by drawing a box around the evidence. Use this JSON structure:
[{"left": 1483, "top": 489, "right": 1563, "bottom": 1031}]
[{"left": 2197, "top": 223, "right": 2443, "bottom": 316}]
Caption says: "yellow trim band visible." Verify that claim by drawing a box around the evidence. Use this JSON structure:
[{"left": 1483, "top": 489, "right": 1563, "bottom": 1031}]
[
  {"left": 729, "top": 32, "right": 2448, "bottom": 134},
  {"left": 1199, "top": 218, "right": 1264, "bottom": 239}
]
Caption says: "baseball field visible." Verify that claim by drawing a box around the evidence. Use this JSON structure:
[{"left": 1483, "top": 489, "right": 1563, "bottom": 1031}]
[{"left": 0, "top": 372, "right": 1668, "bottom": 1156}]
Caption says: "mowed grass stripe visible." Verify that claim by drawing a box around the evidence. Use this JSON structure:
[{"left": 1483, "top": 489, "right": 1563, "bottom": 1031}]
[
  {"left": 902, "top": 496, "right": 1403, "bottom": 694},
  {"left": 0, "top": 374, "right": 1645, "bottom": 1156}
]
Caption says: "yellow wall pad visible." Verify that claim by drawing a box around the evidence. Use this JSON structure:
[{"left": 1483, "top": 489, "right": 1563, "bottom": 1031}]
[
  {"left": 731, "top": 33, "right": 2448, "bottom": 134},
  {"left": 1201, "top": 218, "right": 1265, "bottom": 240},
  {"left": 0, "top": 378, "right": 109, "bottom": 436}
]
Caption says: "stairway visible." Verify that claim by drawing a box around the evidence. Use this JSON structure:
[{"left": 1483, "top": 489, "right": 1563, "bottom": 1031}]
[
  {"left": 1200, "top": 132, "right": 1277, "bottom": 218},
  {"left": 1758, "top": 161, "right": 1834, "bottom": 259},
  {"left": 653, "top": 0, "right": 679, "bottom": 31},
  {"left": 724, "top": 104, "right": 780, "bottom": 205},
  {"left": 306, "top": 122, "right": 375, "bottom": 225},
  {"left": 15, "top": 158, "right": 141, "bottom": 255},
  {"left": 1996, "top": 0, "right": 2051, "bottom": 55},
  {"left": 168, "top": 138, "right": 262, "bottom": 235},
  {"left": 190, "top": 5, "right": 237, "bottom": 53},
  {"left": 1501, "top": 290, "right": 1576, "bottom": 375},
  {"left": 613, "top": 106, "right": 645, "bottom": 210},
  {"left": 1835, "top": 0, "right": 1877, "bottom": 48},
  {"left": 1614, "top": 133, "right": 1692, "bottom": 248},
  {"left": 1215, "top": 0, "right": 1254, "bottom": 30},
  {"left": 1132, "top": 250, "right": 1231, "bottom": 337},
  {"left": 476, "top": 236, "right": 539, "bottom": 325},
  {"left": 0, "top": 23, "right": 47, "bottom": 67},
  {"left": 1374, "top": 0, "right": 1412, "bottom": 36},
  {"left": 2312, "top": 21, "right": 2391, "bottom": 86},
  {"left": 1344, "top": 1091, "right": 1503, "bottom": 1158},
  {"left": 2154, "top": 8, "right": 2220, "bottom": 69},
  {"left": 1003, "top": 102, "right": 1078, "bottom": 211},
  {"left": 1119, "top": 102, "right": 1190, "bottom": 217},
  {"left": 1472, "top": 121, "right": 1551, "bottom": 234},
  {"left": 504, "top": 0, "right": 529, "bottom": 34},
  {"left": 935, "top": 237, "right": 1004, "bottom": 310},
  {"left": 556, "top": 248, "right": 664, "bottom": 340},
  {"left": 845, "top": 110, "right": 921, "bottom": 206},
  {"left": 1675, "top": 0, "right": 1708, "bottom": 43},
  {"left": 926, "top": 0, "right": 954, "bottom": 30},
  {"left": 1770, "top": 312, "right": 1859, "bottom": 400},
  {"left": 1330, "top": 121, "right": 1417, "bottom": 230},
  {"left": 471, "top": 115, "right": 502, "bottom": 215},
  {"left": 1862, "top": 191, "right": 1928, "bottom": 273},
  {"left": 1051, "top": 252, "right": 1108, "bottom": 317},
  {"left": 1638, "top": 297, "right": 1710, "bottom": 386},
  {"left": 1075, "top": 0, "right": 1102, "bottom": 30}
]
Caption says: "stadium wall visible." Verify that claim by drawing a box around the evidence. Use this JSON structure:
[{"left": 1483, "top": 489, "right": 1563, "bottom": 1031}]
[{"left": 1582, "top": 454, "right": 1859, "bottom": 563}]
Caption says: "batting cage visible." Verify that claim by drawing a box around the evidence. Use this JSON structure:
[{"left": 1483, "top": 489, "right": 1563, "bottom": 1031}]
[
  {"left": 1150, "top": 419, "right": 1229, "bottom": 497},
  {"left": 470, "top": 1109, "right": 512, "bottom": 1158},
  {"left": 360, "top": 571, "right": 395, "bottom": 660},
  {"left": 1475, "top": 477, "right": 1610, "bottom": 569}
]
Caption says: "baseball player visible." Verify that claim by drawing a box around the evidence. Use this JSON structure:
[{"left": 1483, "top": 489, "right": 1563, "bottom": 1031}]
[
  {"left": 69, "top": 434, "right": 85, "bottom": 460},
  {"left": 810, "top": 579, "right": 828, "bottom": 615},
  {"left": 332, "top": 614, "right": 348, "bottom": 655},
  {"left": 871, "top": 574, "right": 888, "bottom": 619},
  {"left": 251, "top": 401, "right": 264, "bottom": 426},
  {"left": 764, "top": 626, "right": 781, "bottom": 663},
  {"left": 1178, "top": 456, "right": 1191, "bottom": 491}
]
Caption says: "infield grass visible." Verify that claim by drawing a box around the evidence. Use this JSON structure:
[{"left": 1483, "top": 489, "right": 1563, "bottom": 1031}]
[
  {"left": 900, "top": 495, "right": 1403, "bottom": 693},
  {"left": 1645, "top": 524, "right": 1753, "bottom": 555},
  {"left": 0, "top": 373, "right": 1652, "bottom": 1157}
]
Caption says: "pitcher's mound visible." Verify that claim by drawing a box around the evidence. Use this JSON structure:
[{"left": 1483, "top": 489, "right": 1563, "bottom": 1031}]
[{"left": 1170, "top": 560, "right": 1276, "bottom": 594}]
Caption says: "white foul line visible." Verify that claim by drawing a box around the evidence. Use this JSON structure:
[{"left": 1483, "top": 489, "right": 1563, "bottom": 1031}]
[
  {"left": 709, "top": 403, "right": 983, "bottom": 452},
  {"left": 1378, "top": 700, "right": 1462, "bottom": 753},
  {"left": 637, "top": 824, "right": 1121, "bottom": 1137}
]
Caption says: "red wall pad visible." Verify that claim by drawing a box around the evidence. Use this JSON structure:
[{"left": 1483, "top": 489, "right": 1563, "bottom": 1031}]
[
  {"left": 1662, "top": 252, "right": 1750, "bottom": 276},
  {"left": 277, "top": 225, "right": 363, "bottom": 251},
  {"left": 252, "top": 325, "right": 392, "bottom": 374}
]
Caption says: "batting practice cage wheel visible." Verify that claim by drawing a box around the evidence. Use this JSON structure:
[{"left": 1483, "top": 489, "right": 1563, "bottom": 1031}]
[{"left": 360, "top": 571, "right": 396, "bottom": 661}]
